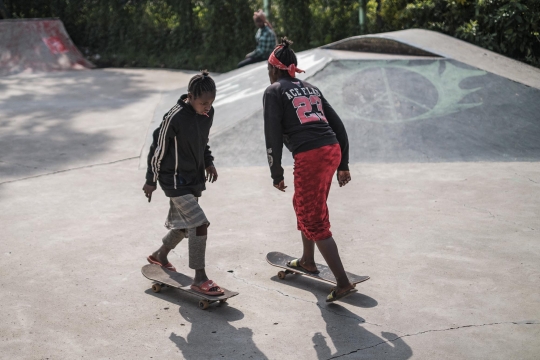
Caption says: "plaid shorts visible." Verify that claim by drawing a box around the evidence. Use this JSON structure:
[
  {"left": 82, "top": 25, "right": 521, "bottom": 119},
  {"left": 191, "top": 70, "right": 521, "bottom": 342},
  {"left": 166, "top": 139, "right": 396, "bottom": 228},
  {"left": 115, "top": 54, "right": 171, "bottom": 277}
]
[{"left": 165, "top": 194, "right": 209, "bottom": 230}]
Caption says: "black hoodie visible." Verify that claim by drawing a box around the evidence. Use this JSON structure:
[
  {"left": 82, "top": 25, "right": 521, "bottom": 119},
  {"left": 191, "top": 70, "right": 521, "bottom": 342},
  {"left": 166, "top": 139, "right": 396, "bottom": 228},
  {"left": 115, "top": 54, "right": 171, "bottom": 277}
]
[{"left": 146, "top": 94, "right": 214, "bottom": 197}]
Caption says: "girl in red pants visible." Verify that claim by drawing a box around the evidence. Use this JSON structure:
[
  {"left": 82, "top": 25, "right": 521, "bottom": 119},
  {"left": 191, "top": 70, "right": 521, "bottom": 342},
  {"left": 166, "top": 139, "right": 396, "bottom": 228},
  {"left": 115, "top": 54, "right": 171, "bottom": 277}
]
[{"left": 263, "top": 38, "right": 355, "bottom": 302}]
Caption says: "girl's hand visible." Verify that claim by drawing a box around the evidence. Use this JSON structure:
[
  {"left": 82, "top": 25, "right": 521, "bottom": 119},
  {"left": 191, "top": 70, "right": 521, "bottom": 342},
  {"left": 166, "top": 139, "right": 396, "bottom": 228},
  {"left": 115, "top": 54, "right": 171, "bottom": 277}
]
[
  {"left": 206, "top": 165, "right": 218, "bottom": 183},
  {"left": 142, "top": 183, "right": 156, "bottom": 202},
  {"left": 274, "top": 180, "right": 287, "bottom": 192},
  {"left": 337, "top": 171, "right": 351, "bottom": 187}
]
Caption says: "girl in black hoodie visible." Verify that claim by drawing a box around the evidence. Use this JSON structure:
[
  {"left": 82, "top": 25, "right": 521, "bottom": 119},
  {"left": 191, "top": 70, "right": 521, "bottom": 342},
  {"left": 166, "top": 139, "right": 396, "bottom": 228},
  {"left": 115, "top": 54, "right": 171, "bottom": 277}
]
[{"left": 142, "top": 71, "right": 224, "bottom": 296}]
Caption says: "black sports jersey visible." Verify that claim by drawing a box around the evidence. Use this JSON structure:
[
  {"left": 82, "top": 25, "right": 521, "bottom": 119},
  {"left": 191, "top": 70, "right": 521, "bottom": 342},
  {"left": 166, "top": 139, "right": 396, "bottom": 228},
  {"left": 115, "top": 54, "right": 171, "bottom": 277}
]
[{"left": 263, "top": 77, "right": 349, "bottom": 184}]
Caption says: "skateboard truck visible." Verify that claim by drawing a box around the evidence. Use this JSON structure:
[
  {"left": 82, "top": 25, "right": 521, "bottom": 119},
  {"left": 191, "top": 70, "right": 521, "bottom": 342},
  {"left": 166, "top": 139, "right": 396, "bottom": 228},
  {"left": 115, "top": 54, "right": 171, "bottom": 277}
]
[{"left": 277, "top": 269, "right": 294, "bottom": 279}]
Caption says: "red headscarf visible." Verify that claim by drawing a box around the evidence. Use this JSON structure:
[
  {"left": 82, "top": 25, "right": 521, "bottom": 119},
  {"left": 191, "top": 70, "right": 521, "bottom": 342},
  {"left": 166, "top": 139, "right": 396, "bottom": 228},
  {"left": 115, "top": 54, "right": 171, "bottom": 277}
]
[{"left": 268, "top": 46, "right": 305, "bottom": 78}]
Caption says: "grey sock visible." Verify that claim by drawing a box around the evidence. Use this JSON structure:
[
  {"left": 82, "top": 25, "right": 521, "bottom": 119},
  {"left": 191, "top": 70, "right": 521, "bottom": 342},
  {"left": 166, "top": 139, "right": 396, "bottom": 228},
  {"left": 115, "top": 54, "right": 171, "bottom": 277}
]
[
  {"left": 162, "top": 229, "right": 186, "bottom": 250},
  {"left": 188, "top": 228, "right": 207, "bottom": 270}
]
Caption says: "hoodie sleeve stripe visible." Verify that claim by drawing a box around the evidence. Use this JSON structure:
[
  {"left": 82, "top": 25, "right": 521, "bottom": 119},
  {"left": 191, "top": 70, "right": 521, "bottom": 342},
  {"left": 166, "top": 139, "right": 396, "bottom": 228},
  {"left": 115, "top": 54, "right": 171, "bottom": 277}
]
[{"left": 151, "top": 104, "right": 182, "bottom": 182}]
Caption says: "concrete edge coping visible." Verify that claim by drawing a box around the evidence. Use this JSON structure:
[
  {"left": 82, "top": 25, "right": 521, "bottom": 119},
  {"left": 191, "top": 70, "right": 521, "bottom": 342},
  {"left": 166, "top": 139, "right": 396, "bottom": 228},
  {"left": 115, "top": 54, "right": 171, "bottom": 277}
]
[{"left": 322, "top": 29, "right": 540, "bottom": 90}]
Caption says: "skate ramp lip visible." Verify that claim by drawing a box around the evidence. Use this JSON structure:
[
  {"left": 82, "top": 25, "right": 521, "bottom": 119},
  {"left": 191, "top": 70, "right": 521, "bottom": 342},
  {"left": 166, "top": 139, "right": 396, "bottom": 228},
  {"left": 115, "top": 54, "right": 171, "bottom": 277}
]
[
  {"left": 0, "top": 18, "right": 94, "bottom": 76},
  {"left": 322, "top": 29, "right": 540, "bottom": 90},
  {"left": 322, "top": 35, "right": 440, "bottom": 58},
  {"left": 140, "top": 32, "right": 540, "bottom": 169}
]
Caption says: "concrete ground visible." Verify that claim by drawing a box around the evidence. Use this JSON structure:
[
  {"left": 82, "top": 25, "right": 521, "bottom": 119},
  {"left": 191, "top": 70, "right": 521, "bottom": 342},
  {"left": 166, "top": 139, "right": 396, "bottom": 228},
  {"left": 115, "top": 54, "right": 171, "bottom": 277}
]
[{"left": 1, "top": 68, "right": 539, "bottom": 360}]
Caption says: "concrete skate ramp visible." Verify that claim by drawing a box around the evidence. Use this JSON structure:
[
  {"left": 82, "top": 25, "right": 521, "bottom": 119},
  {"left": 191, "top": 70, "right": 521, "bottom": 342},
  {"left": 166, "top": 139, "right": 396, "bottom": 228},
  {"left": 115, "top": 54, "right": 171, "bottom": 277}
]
[
  {"left": 324, "top": 29, "right": 540, "bottom": 89},
  {"left": 211, "top": 57, "right": 540, "bottom": 167},
  {"left": 0, "top": 18, "right": 94, "bottom": 76},
  {"left": 142, "top": 30, "right": 540, "bottom": 169}
]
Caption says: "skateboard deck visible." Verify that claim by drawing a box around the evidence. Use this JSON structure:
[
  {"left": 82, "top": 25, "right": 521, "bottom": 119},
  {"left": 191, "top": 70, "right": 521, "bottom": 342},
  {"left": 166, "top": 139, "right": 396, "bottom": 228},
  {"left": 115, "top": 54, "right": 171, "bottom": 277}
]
[
  {"left": 142, "top": 264, "right": 238, "bottom": 310},
  {"left": 266, "top": 251, "right": 370, "bottom": 285}
]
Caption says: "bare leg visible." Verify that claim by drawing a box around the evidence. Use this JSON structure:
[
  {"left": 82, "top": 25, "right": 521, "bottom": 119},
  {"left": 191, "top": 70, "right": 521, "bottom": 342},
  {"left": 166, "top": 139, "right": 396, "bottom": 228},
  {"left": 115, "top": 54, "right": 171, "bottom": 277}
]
[
  {"left": 190, "top": 225, "right": 222, "bottom": 293},
  {"left": 193, "top": 268, "right": 208, "bottom": 286},
  {"left": 152, "top": 229, "right": 185, "bottom": 265},
  {"left": 299, "top": 232, "right": 318, "bottom": 272},
  {"left": 152, "top": 245, "right": 172, "bottom": 265},
  {"left": 315, "top": 237, "right": 354, "bottom": 294}
]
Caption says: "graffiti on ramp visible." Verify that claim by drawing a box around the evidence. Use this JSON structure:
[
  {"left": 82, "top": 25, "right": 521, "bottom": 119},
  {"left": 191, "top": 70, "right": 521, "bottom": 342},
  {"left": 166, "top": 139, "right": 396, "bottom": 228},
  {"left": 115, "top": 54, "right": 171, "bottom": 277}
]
[{"left": 0, "top": 18, "right": 94, "bottom": 76}]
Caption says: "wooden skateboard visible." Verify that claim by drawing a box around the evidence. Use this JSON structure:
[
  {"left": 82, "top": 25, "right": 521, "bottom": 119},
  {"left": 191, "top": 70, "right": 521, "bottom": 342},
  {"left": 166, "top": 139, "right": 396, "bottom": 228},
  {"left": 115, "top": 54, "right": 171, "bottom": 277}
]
[
  {"left": 266, "top": 251, "right": 370, "bottom": 285},
  {"left": 141, "top": 264, "right": 238, "bottom": 310}
]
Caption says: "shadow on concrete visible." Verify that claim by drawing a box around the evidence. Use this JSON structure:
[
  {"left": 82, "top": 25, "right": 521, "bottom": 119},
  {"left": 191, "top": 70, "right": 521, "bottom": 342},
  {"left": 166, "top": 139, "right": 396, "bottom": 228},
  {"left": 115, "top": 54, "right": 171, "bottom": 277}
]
[
  {"left": 0, "top": 70, "right": 155, "bottom": 184},
  {"left": 171, "top": 305, "right": 268, "bottom": 359},
  {"left": 314, "top": 302, "right": 413, "bottom": 359},
  {"left": 269, "top": 274, "right": 377, "bottom": 309},
  {"left": 144, "top": 288, "right": 268, "bottom": 359},
  {"left": 269, "top": 276, "right": 412, "bottom": 359}
]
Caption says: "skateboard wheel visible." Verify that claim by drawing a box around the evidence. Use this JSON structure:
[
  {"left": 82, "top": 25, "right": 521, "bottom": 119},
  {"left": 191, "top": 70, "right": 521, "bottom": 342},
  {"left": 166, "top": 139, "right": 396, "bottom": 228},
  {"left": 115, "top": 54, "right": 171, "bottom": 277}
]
[
  {"left": 277, "top": 271, "right": 286, "bottom": 280},
  {"left": 152, "top": 283, "right": 162, "bottom": 293},
  {"left": 199, "top": 300, "right": 210, "bottom": 310},
  {"left": 219, "top": 299, "right": 228, "bottom": 304}
]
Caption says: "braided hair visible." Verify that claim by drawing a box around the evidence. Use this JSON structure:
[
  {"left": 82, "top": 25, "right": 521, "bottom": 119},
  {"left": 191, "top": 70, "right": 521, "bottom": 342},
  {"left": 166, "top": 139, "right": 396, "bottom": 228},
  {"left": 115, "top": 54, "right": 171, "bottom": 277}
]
[
  {"left": 274, "top": 37, "right": 297, "bottom": 68},
  {"left": 253, "top": 9, "right": 273, "bottom": 30},
  {"left": 188, "top": 70, "right": 216, "bottom": 99}
]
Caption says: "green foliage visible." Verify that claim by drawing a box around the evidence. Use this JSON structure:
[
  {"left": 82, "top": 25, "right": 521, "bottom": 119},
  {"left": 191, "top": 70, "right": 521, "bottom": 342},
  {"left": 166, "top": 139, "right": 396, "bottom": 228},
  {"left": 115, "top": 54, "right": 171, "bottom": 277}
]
[
  {"left": 198, "top": 1, "right": 256, "bottom": 70},
  {"left": 366, "top": 0, "right": 380, "bottom": 31},
  {"left": 2, "top": 0, "right": 538, "bottom": 70},
  {"left": 272, "top": 0, "right": 312, "bottom": 50},
  {"left": 3, "top": 0, "right": 258, "bottom": 72},
  {"left": 378, "top": 0, "right": 540, "bottom": 67},
  {"left": 273, "top": 0, "right": 360, "bottom": 51}
]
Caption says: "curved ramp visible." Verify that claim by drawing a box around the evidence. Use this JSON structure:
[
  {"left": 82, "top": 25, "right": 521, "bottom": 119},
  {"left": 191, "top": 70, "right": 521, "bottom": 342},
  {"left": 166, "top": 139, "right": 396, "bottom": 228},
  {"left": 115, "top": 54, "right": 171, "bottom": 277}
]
[
  {"left": 323, "top": 29, "right": 540, "bottom": 90},
  {"left": 141, "top": 30, "right": 540, "bottom": 169},
  {"left": 0, "top": 18, "right": 94, "bottom": 76},
  {"left": 211, "top": 58, "right": 540, "bottom": 166}
]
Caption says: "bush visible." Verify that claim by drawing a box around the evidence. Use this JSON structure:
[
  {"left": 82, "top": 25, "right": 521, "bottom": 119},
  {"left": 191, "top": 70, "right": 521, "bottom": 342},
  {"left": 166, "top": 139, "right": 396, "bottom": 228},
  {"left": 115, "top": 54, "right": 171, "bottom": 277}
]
[
  {"left": 2, "top": 0, "right": 538, "bottom": 70},
  {"left": 3, "top": 0, "right": 259, "bottom": 72},
  {"left": 273, "top": 0, "right": 361, "bottom": 51},
  {"left": 378, "top": 0, "right": 540, "bottom": 67}
]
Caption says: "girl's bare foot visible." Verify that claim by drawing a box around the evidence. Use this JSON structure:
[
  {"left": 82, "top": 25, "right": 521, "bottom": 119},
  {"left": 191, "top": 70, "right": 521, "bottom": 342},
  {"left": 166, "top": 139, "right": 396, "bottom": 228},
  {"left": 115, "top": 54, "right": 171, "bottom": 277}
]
[
  {"left": 327, "top": 283, "right": 357, "bottom": 302},
  {"left": 152, "top": 245, "right": 171, "bottom": 266},
  {"left": 334, "top": 283, "right": 355, "bottom": 296},
  {"left": 193, "top": 268, "right": 209, "bottom": 287},
  {"left": 299, "top": 257, "right": 318, "bottom": 273}
]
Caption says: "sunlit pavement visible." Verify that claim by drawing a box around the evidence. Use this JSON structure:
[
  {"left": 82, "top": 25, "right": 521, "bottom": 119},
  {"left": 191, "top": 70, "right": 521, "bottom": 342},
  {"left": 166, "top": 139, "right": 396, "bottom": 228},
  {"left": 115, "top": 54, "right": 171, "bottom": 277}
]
[{"left": 1, "top": 35, "right": 540, "bottom": 358}]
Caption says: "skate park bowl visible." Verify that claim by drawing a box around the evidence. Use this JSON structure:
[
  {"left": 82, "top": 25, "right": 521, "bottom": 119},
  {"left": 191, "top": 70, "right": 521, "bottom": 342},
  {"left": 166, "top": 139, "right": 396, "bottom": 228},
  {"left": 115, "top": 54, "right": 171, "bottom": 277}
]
[
  {"left": 0, "top": 18, "right": 94, "bottom": 76},
  {"left": 1, "top": 27, "right": 539, "bottom": 360},
  {"left": 142, "top": 29, "right": 540, "bottom": 170}
]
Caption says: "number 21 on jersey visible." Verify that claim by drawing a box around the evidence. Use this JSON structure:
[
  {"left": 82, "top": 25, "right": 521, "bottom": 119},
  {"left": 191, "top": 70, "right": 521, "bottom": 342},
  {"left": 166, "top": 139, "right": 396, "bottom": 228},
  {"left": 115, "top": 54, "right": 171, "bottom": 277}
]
[{"left": 292, "top": 95, "right": 328, "bottom": 124}]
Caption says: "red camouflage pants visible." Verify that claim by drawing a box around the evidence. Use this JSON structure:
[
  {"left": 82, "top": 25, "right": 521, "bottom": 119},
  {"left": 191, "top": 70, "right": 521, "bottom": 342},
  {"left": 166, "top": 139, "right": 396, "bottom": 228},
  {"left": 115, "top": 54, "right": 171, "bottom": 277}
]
[{"left": 293, "top": 143, "right": 341, "bottom": 241}]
